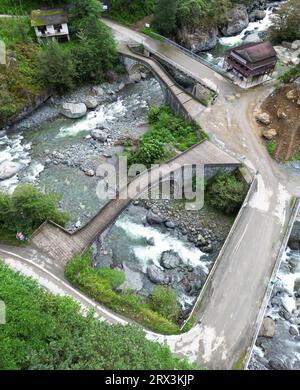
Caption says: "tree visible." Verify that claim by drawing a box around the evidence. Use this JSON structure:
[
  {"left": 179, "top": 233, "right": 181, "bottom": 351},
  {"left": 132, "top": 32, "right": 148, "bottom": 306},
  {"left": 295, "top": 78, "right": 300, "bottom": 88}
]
[
  {"left": 150, "top": 286, "right": 179, "bottom": 321},
  {"left": 72, "top": 16, "right": 118, "bottom": 83},
  {"left": 152, "top": 0, "right": 178, "bottom": 37},
  {"left": 38, "top": 43, "right": 77, "bottom": 93},
  {"left": 207, "top": 171, "right": 246, "bottom": 215},
  {"left": 0, "top": 185, "right": 69, "bottom": 236},
  {"left": 269, "top": 0, "right": 300, "bottom": 44},
  {"left": 68, "top": 0, "right": 103, "bottom": 34}
]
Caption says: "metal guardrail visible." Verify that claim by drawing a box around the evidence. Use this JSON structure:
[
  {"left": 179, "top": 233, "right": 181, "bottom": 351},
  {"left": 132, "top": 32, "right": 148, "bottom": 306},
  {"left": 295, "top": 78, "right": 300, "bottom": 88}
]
[
  {"left": 160, "top": 35, "right": 225, "bottom": 74},
  {"left": 130, "top": 42, "right": 219, "bottom": 95}
]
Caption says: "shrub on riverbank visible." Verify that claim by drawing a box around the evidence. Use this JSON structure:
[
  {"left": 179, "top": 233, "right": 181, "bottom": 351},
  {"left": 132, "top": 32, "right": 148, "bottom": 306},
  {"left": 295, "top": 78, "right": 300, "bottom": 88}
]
[
  {"left": 0, "top": 185, "right": 69, "bottom": 240},
  {"left": 65, "top": 251, "right": 181, "bottom": 334},
  {"left": 126, "top": 105, "right": 201, "bottom": 167},
  {"left": 0, "top": 262, "right": 196, "bottom": 369},
  {"left": 206, "top": 171, "right": 247, "bottom": 215},
  {"left": 269, "top": 0, "right": 300, "bottom": 44}
]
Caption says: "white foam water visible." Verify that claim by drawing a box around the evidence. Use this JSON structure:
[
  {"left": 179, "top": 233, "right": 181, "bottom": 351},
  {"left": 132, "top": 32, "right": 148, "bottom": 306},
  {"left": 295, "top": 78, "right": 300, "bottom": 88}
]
[
  {"left": 56, "top": 99, "right": 127, "bottom": 138},
  {"left": 116, "top": 217, "right": 210, "bottom": 273},
  {"left": 219, "top": 4, "right": 281, "bottom": 47},
  {"left": 0, "top": 133, "right": 45, "bottom": 193}
]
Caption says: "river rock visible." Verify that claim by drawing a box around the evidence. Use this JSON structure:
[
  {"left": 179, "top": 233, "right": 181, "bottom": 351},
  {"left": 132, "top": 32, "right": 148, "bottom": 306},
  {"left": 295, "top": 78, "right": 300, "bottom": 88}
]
[
  {"left": 91, "top": 129, "right": 108, "bottom": 142},
  {"left": 165, "top": 220, "right": 177, "bottom": 229},
  {"left": 60, "top": 102, "right": 87, "bottom": 119},
  {"left": 129, "top": 72, "right": 142, "bottom": 83},
  {"left": 84, "top": 169, "right": 95, "bottom": 177},
  {"left": 83, "top": 97, "right": 98, "bottom": 109},
  {"left": 291, "top": 40, "right": 300, "bottom": 50},
  {"left": 269, "top": 358, "right": 287, "bottom": 370},
  {"left": 92, "top": 86, "right": 104, "bottom": 96},
  {"left": 146, "top": 210, "right": 164, "bottom": 225},
  {"left": 160, "top": 250, "right": 183, "bottom": 269},
  {"left": 256, "top": 112, "right": 271, "bottom": 125},
  {"left": 262, "top": 128, "right": 277, "bottom": 140},
  {"left": 147, "top": 264, "right": 167, "bottom": 284},
  {"left": 277, "top": 109, "right": 287, "bottom": 119},
  {"left": 221, "top": 5, "right": 249, "bottom": 37},
  {"left": 177, "top": 26, "right": 218, "bottom": 52},
  {"left": 0, "top": 161, "right": 23, "bottom": 180},
  {"left": 249, "top": 9, "right": 266, "bottom": 22},
  {"left": 146, "top": 237, "right": 155, "bottom": 246},
  {"left": 259, "top": 317, "right": 275, "bottom": 338},
  {"left": 289, "top": 325, "right": 299, "bottom": 337},
  {"left": 118, "top": 82, "right": 126, "bottom": 91},
  {"left": 294, "top": 279, "right": 300, "bottom": 297},
  {"left": 286, "top": 90, "right": 297, "bottom": 100}
]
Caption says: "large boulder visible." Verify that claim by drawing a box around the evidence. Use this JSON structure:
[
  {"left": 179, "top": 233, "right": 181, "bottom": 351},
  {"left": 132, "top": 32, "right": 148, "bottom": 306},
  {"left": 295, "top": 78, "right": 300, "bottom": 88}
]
[
  {"left": 262, "top": 128, "right": 277, "bottom": 140},
  {"left": 249, "top": 9, "right": 266, "bottom": 22},
  {"left": 286, "top": 89, "right": 298, "bottom": 101},
  {"left": 291, "top": 40, "right": 300, "bottom": 50},
  {"left": 221, "top": 5, "right": 249, "bottom": 37},
  {"left": 146, "top": 210, "right": 164, "bottom": 225},
  {"left": 259, "top": 317, "right": 275, "bottom": 338},
  {"left": 91, "top": 129, "right": 108, "bottom": 142},
  {"left": 177, "top": 26, "right": 218, "bottom": 52},
  {"left": 160, "top": 250, "right": 182, "bottom": 269},
  {"left": 83, "top": 97, "right": 98, "bottom": 109},
  {"left": 60, "top": 102, "right": 87, "bottom": 119},
  {"left": 0, "top": 161, "right": 23, "bottom": 180},
  {"left": 256, "top": 112, "right": 271, "bottom": 126},
  {"left": 92, "top": 86, "right": 104, "bottom": 96},
  {"left": 147, "top": 265, "right": 167, "bottom": 284}
]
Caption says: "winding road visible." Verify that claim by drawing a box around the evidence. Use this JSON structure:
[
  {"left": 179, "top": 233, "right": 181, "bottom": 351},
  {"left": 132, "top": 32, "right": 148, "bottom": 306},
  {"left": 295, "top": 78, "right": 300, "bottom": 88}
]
[{"left": 1, "top": 19, "right": 300, "bottom": 370}]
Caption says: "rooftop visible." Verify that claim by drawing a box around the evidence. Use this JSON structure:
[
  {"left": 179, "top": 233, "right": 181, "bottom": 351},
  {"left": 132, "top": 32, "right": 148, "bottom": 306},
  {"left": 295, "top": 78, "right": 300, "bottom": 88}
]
[
  {"left": 31, "top": 8, "right": 68, "bottom": 27},
  {"left": 227, "top": 41, "right": 277, "bottom": 64}
]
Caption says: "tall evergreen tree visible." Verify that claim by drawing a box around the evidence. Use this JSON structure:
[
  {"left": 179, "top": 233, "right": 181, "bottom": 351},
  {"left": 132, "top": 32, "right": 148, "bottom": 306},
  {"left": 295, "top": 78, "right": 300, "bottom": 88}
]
[{"left": 152, "top": 0, "right": 178, "bottom": 37}]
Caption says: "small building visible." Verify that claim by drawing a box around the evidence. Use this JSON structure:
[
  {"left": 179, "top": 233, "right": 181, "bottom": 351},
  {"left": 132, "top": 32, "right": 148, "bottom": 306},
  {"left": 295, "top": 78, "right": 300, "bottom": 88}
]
[
  {"left": 31, "top": 8, "right": 70, "bottom": 43},
  {"left": 224, "top": 41, "right": 277, "bottom": 87}
]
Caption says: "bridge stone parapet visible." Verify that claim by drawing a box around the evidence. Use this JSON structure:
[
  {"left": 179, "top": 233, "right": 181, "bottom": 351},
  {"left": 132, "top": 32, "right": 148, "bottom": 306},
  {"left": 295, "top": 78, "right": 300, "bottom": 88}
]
[{"left": 119, "top": 48, "right": 205, "bottom": 121}]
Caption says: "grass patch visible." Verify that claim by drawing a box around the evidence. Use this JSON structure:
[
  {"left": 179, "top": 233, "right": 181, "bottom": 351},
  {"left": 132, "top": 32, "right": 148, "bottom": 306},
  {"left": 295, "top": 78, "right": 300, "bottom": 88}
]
[
  {"left": 267, "top": 140, "right": 277, "bottom": 157},
  {"left": 126, "top": 105, "right": 202, "bottom": 168},
  {"left": 232, "top": 349, "right": 248, "bottom": 370},
  {"left": 65, "top": 250, "right": 181, "bottom": 335},
  {"left": 140, "top": 27, "right": 163, "bottom": 41},
  {"left": 0, "top": 228, "right": 27, "bottom": 247},
  {"left": 293, "top": 152, "right": 300, "bottom": 161}
]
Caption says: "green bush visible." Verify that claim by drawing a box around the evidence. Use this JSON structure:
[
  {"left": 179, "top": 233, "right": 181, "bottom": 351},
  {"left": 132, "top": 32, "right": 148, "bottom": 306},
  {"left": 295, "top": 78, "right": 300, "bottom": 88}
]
[
  {"left": 0, "top": 185, "right": 70, "bottom": 238},
  {"left": 108, "top": 0, "right": 157, "bottom": 25},
  {"left": 127, "top": 105, "right": 201, "bottom": 167},
  {"left": 150, "top": 286, "right": 179, "bottom": 322},
  {"left": 0, "top": 262, "right": 197, "bottom": 369},
  {"left": 269, "top": 0, "right": 300, "bottom": 44},
  {"left": 206, "top": 171, "right": 246, "bottom": 215},
  {"left": 279, "top": 62, "right": 300, "bottom": 84},
  {"left": 65, "top": 251, "right": 181, "bottom": 334},
  {"left": 267, "top": 140, "right": 277, "bottom": 157},
  {"left": 38, "top": 43, "right": 77, "bottom": 93}
]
